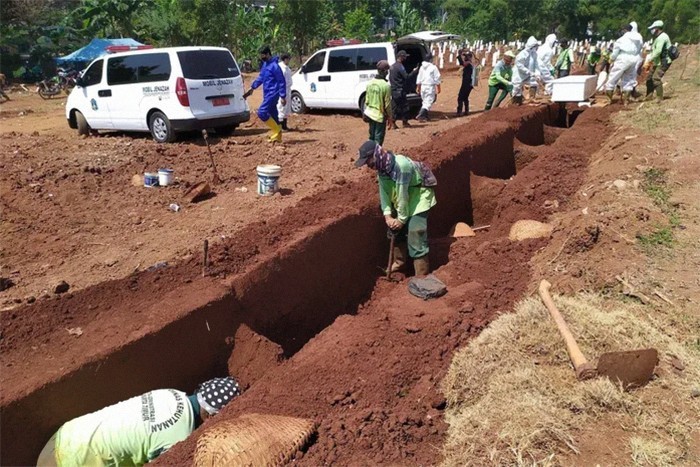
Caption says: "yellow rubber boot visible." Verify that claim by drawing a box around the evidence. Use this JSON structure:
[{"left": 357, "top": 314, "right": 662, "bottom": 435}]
[{"left": 263, "top": 118, "right": 282, "bottom": 143}]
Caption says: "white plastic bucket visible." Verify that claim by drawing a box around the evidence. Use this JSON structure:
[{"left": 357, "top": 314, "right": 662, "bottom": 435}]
[
  {"left": 256, "top": 164, "right": 282, "bottom": 196},
  {"left": 144, "top": 172, "right": 159, "bottom": 188},
  {"left": 158, "top": 168, "right": 174, "bottom": 186}
]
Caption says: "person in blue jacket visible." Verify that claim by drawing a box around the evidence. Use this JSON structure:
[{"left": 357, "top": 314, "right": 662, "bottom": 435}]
[{"left": 243, "top": 45, "right": 287, "bottom": 143}]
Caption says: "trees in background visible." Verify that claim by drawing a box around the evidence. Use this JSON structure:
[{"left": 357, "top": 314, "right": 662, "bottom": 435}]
[{"left": 1, "top": 0, "right": 698, "bottom": 79}]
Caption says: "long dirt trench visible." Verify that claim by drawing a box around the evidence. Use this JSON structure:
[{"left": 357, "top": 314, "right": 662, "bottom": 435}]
[{"left": 0, "top": 103, "right": 613, "bottom": 465}]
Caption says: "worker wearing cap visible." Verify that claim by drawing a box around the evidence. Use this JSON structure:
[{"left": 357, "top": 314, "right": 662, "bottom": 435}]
[
  {"left": 37, "top": 377, "right": 241, "bottom": 466},
  {"left": 355, "top": 140, "right": 436, "bottom": 276},
  {"left": 512, "top": 36, "right": 539, "bottom": 105},
  {"left": 243, "top": 45, "right": 286, "bottom": 143},
  {"left": 363, "top": 60, "right": 393, "bottom": 144},
  {"left": 484, "top": 50, "right": 514, "bottom": 110},
  {"left": 389, "top": 50, "right": 419, "bottom": 128},
  {"left": 415, "top": 52, "right": 441, "bottom": 121},
  {"left": 644, "top": 20, "right": 672, "bottom": 102},
  {"left": 605, "top": 22, "right": 644, "bottom": 105}
]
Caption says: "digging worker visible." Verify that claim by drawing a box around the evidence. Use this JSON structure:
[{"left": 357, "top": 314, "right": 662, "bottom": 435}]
[
  {"left": 243, "top": 45, "right": 286, "bottom": 143},
  {"left": 644, "top": 20, "right": 673, "bottom": 102},
  {"left": 355, "top": 140, "right": 436, "bottom": 276},
  {"left": 512, "top": 36, "right": 539, "bottom": 105},
  {"left": 37, "top": 377, "right": 241, "bottom": 466},
  {"left": 605, "top": 22, "right": 644, "bottom": 105},
  {"left": 484, "top": 50, "right": 515, "bottom": 110},
  {"left": 389, "top": 50, "right": 419, "bottom": 128},
  {"left": 415, "top": 52, "right": 441, "bottom": 121},
  {"left": 363, "top": 60, "right": 393, "bottom": 144}
]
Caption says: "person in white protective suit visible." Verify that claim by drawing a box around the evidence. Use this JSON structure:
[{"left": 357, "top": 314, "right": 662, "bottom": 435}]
[
  {"left": 512, "top": 36, "right": 539, "bottom": 105},
  {"left": 415, "top": 52, "right": 441, "bottom": 121},
  {"left": 537, "top": 34, "right": 557, "bottom": 96},
  {"left": 276, "top": 53, "right": 293, "bottom": 130},
  {"left": 604, "top": 22, "right": 643, "bottom": 105}
]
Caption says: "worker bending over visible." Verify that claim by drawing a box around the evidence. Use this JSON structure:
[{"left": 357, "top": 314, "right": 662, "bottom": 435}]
[
  {"left": 485, "top": 51, "right": 515, "bottom": 110},
  {"left": 415, "top": 53, "right": 441, "bottom": 121},
  {"left": 37, "top": 377, "right": 241, "bottom": 466},
  {"left": 243, "top": 45, "right": 286, "bottom": 143},
  {"left": 355, "top": 140, "right": 436, "bottom": 276}
]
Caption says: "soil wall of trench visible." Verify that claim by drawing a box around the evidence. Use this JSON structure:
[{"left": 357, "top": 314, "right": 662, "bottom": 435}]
[{"left": 0, "top": 103, "right": 611, "bottom": 465}]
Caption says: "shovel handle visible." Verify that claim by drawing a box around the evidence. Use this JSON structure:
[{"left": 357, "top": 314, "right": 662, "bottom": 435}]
[
  {"left": 538, "top": 280, "right": 596, "bottom": 380},
  {"left": 386, "top": 234, "right": 395, "bottom": 280}
]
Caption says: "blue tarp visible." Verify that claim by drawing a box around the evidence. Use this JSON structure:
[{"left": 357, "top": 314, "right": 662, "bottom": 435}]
[{"left": 55, "top": 38, "right": 143, "bottom": 67}]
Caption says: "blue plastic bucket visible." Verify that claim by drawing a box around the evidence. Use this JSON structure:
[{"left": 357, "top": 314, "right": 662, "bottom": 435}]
[{"left": 144, "top": 172, "right": 159, "bottom": 187}]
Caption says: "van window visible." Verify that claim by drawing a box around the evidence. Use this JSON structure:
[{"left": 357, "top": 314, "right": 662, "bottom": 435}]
[
  {"left": 328, "top": 49, "right": 357, "bottom": 73},
  {"left": 304, "top": 51, "right": 326, "bottom": 73},
  {"left": 82, "top": 59, "right": 103, "bottom": 87},
  {"left": 177, "top": 50, "right": 240, "bottom": 79},
  {"left": 356, "top": 47, "right": 388, "bottom": 71},
  {"left": 108, "top": 53, "right": 172, "bottom": 85}
]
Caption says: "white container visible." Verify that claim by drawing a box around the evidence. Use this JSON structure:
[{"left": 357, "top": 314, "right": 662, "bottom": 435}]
[
  {"left": 551, "top": 75, "right": 598, "bottom": 102},
  {"left": 158, "top": 168, "right": 174, "bottom": 186},
  {"left": 256, "top": 164, "right": 282, "bottom": 196}
]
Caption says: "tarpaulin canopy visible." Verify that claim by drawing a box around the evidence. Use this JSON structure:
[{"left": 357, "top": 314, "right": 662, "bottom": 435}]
[{"left": 55, "top": 38, "right": 143, "bottom": 67}]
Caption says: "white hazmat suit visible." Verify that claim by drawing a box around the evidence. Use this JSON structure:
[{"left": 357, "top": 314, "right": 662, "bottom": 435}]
[
  {"left": 276, "top": 60, "right": 293, "bottom": 121},
  {"left": 416, "top": 59, "right": 441, "bottom": 111},
  {"left": 512, "top": 36, "right": 539, "bottom": 98},
  {"left": 605, "top": 22, "right": 643, "bottom": 93},
  {"left": 537, "top": 34, "right": 557, "bottom": 95}
]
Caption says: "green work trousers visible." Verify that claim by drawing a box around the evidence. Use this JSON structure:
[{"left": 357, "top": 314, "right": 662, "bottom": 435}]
[
  {"left": 646, "top": 63, "right": 670, "bottom": 95},
  {"left": 394, "top": 211, "right": 429, "bottom": 259},
  {"left": 485, "top": 83, "right": 509, "bottom": 110},
  {"left": 368, "top": 118, "right": 387, "bottom": 145}
]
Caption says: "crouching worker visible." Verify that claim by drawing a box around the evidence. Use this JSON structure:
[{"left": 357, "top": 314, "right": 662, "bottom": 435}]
[
  {"left": 37, "top": 377, "right": 241, "bottom": 466},
  {"left": 485, "top": 50, "right": 515, "bottom": 110},
  {"left": 355, "top": 140, "right": 436, "bottom": 276}
]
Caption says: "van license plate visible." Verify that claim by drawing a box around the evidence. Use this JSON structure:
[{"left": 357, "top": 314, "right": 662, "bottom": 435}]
[{"left": 212, "top": 97, "right": 229, "bottom": 106}]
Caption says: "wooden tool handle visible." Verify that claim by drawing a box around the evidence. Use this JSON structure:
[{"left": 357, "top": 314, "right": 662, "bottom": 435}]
[
  {"left": 386, "top": 234, "right": 395, "bottom": 280},
  {"left": 538, "top": 280, "right": 596, "bottom": 380}
]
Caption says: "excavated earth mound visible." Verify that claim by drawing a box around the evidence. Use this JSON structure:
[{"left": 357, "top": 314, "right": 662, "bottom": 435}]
[{"left": 0, "top": 103, "right": 613, "bottom": 465}]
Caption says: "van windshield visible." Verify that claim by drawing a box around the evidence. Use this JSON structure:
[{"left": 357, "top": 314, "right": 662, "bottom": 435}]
[{"left": 177, "top": 50, "right": 240, "bottom": 79}]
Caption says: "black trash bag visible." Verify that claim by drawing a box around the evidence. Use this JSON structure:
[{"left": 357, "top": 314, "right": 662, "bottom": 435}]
[{"left": 408, "top": 274, "right": 447, "bottom": 300}]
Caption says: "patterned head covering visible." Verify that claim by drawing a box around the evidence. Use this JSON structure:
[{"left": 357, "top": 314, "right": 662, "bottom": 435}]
[{"left": 196, "top": 377, "right": 241, "bottom": 415}]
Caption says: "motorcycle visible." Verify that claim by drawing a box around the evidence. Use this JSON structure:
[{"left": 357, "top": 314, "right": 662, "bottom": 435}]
[{"left": 36, "top": 77, "right": 62, "bottom": 99}]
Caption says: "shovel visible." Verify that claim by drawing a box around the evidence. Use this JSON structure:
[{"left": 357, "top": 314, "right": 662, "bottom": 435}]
[
  {"left": 201, "top": 129, "right": 222, "bottom": 185},
  {"left": 381, "top": 229, "right": 399, "bottom": 282},
  {"left": 538, "top": 280, "right": 658, "bottom": 389}
]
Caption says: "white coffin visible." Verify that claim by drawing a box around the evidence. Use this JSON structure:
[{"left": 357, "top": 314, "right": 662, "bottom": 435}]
[{"left": 551, "top": 75, "right": 598, "bottom": 102}]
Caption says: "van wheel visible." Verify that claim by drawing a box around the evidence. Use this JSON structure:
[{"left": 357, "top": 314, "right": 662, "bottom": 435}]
[
  {"left": 149, "top": 111, "right": 176, "bottom": 143},
  {"left": 359, "top": 94, "right": 366, "bottom": 114},
  {"left": 215, "top": 125, "right": 237, "bottom": 136},
  {"left": 75, "top": 111, "right": 90, "bottom": 136},
  {"left": 290, "top": 92, "right": 306, "bottom": 114}
]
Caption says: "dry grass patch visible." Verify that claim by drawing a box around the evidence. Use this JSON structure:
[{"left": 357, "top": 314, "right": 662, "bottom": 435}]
[{"left": 441, "top": 294, "right": 700, "bottom": 466}]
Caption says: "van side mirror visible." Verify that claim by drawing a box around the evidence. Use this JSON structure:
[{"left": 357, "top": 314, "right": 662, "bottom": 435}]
[
  {"left": 300, "top": 65, "right": 307, "bottom": 74},
  {"left": 75, "top": 76, "right": 85, "bottom": 88}
]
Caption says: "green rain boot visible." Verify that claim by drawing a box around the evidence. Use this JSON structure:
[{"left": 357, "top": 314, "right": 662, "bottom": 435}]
[
  {"left": 655, "top": 84, "right": 664, "bottom": 103},
  {"left": 622, "top": 91, "right": 631, "bottom": 106},
  {"left": 605, "top": 90, "right": 614, "bottom": 103}
]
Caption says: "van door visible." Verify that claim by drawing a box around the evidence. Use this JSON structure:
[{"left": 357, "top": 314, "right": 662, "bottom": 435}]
[
  {"left": 73, "top": 59, "right": 112, "bottom": 129},
  {"left": 176, "top": 49, "right": 247, "bottom": 120},
  {"left": 294, "top": 51, "right": 327, "bottom": 107},
  {"left": 107, "top": 53, "right": 172, "bottom": 130},
  {"left": 326, "top": 48, "right": 358, "bottom": 107}
]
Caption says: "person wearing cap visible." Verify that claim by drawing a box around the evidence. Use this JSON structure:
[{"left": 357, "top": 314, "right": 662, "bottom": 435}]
[
  {"left": 389, "top": 50, "right": 419, "bottom": 128},
  {"left": 363, "top": 60, "right": 393, "bottom": 144},
  {"left": 355, "top": 140, "right": 436, "bottom": 276},
  {"left": 415, "top": 52, "right": 441, "bottom": 122},
  {"left": 484, "top": 50, "right": 514, "bottom": 110},
  {"left": 36, "top": 377, "right": 241, "bottom": 466},
  {"left": 537, "top": 34, "right": 558, "bottom": 96},
  {"left": 276, "top": 53, "right": 293, "bottom": 131},
  {"left": 243, "top": 45, "right": 286, "bottom": 143},
  {"left": 512, "top": 36, "right": 539, "bottom": 105},
  {"left": 554, "top": 40, "right": 575, "bottom": 78},
  {"left": 605, "top": 22, "right": 644, "bottom": 105},
  {"left": 644, "top": 20, "right": 672, "bottom": 102},
  {"left": 456, "top": 50, "right": 474, "bottom": 116}
]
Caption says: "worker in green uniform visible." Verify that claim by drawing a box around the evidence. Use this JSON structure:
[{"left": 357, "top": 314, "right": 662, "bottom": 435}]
[
  {"left": 363, "top": 60, "right": 393, "bottom": 144},
  {"left": 37, "top": 377, "right": 241, "bottom": 466},
  {"left": 555, "top": 39, "right": 575, "bottom": 77},
  {"left": 484, "top": 50, "right": 515, "bottom": 110},
  {"left": 587, "top": 46, "right": 601, "bottom": 74},
  {"left": 644, "top": 20, "right": 673, "bottom": 102},
  {"left": 355, "top": 140, "right": 436, "bottom": 276},
  {"left": 600, "top": 45, "right": 613, "bottom": 73}
]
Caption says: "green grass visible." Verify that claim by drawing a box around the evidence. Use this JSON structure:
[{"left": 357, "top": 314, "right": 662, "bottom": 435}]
[
  {"left": 642, "top": 168, "right": 671, "bottom": 208},
  {"left": 637, "top": 168, "right": 681, "bottom": 252},
  {"left": 637, "top": 225, "right": 674, "bottom": 249}
]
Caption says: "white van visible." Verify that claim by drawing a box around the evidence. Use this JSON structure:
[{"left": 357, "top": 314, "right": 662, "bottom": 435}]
[
  {"left": 66, "top": 46, "right": 250, "bottom": 143},
  {"left": 290, "top": 32, "right": 459, "bottom": 114}
]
